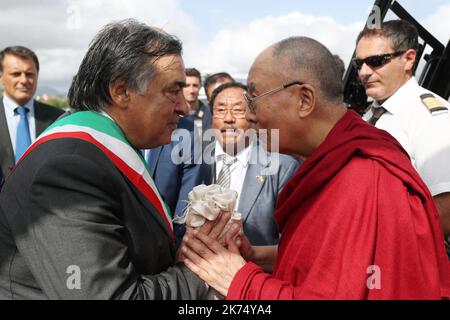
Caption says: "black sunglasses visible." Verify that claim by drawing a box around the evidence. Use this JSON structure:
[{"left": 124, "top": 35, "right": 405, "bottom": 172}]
[{"left": 352, "top": 51, "right": 405, "bottom": 71}]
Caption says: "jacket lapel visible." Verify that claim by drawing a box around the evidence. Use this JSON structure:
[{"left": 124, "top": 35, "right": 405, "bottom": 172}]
[
  {"left": 0, "top": 98, "right": 14, "bottom": 173},
  {"left": 34, "top": 101, "right": 48, "bottom": 136},
  {"left": 147, "top": 147, "right": 163, "bottom": 177},
  {"left": 237, "top": 144, "right": 270, "bottom": 223}
]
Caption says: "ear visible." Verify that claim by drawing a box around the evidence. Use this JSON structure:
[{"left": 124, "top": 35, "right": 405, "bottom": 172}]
[
  {"left": 297, "top": 84, "right": 316, "bottom": 119},
  {"left": 108, "top": 80, "right": 130, "bottom": 109},
  {"left": 404, "top": 49, "right": 417, "bottom": 74}
]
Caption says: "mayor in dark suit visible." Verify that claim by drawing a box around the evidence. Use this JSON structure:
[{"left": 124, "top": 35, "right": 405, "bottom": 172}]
[
  {"left": 0, "top": 20, "right": 210, "bottom": 299},
  {"left": 144, "top": 116, "right": 204, "bottom": 242},
  {"left": 200, "top": 82, "right": 299, "bottom": 246},
  {"left": 0, "top": 46, "right": 64, "bottom": 177}
]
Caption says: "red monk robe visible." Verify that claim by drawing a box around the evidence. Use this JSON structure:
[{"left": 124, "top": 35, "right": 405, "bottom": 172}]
[{"left": 227, "top": 110, "right": 450, "bottom": 300}]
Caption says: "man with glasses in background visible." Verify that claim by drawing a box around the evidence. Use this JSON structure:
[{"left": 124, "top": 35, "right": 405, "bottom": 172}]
[
  {"left": 355, "top": 19, "right": 450, "bottom": 253},
  {"left": 192, "top": 82, "right": 298, "bottom": 251}
]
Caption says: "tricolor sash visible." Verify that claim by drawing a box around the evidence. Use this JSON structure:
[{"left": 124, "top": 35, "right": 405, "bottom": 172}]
[{"left": 18, "top": 111, "right": 173, "bottom": 238}]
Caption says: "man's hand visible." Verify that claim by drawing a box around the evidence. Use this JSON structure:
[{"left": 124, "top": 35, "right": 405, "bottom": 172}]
[
  {"left": 197, "top": 210, "right": 231, "bottom": 240},
  {"left": 182, "top": 230, "right": 246, "bottom": 297},
  {"left": 226, "top": 232, "right": 278, "bottom": 273},
  {"left": 225, "top": 231, "right": 254, "bottom": 261},
  {"left": 177, "top": 211, "right": 241, "bottom": 261}
]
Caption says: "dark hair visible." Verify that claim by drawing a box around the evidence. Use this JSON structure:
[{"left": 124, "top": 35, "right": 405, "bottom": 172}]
[
  {"left": 204, "top": 72, "right": 234, "bottom": 100},
  {"left": 333, "top": 54, "right": 346, "bottom": 79},
  {"left": 185, "top": 68, "right": 201, "bottom": 83},
  {"left": 209, "top": 82, "right": 247, "bottom": 112},
  {"left": 68, "top": 19, "right": 182, "bottom": 111},
  {"left": 0, "top": 46, "right": 39, "bottom": 74},
  {"left": 356, "top": 19, "right": 419, "bottom": 52},
  {"left": 273, "top": 37, "right": 343, "bottom": 103}
]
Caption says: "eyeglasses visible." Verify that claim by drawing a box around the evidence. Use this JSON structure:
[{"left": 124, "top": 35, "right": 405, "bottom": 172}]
[
  {"left": 243, "top": 81, "right": 302, "bottom": 113},
  {"left": 213, "top": 107, "right": 247, "bottom": 119},
  {"left": 351, "top": 51, "right": 405, "bottom": 71}
]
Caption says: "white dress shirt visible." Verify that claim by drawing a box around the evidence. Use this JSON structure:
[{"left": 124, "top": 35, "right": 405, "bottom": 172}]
[
  {"left": 364, "top": 77, "right": 450, "bottom": 196},
  {"left": 215, "top": 140, "right": 253, "bottom": 206},
  {"left": 3, "top": 94, "right": 36, "bottom": 155}
]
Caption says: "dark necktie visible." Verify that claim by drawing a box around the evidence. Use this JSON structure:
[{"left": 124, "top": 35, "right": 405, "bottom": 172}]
[
  {"left": 15, "top": 106, "right": 31, "bottom": 162},
  {"left": 368, "top": 107, "right": 387, "bottom": 125},
  {"left": 216, "top": 154, "right": 237, "bottom": 189}
]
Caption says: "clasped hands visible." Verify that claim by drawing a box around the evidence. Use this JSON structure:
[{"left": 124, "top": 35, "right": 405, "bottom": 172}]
[{"left": 177, "top": 210, "right": 251, "bottom": 298}]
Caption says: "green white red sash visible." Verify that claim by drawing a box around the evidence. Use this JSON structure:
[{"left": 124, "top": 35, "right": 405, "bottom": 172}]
[{"left": 19, "top": 111, "right": 173, "bottom": 238}]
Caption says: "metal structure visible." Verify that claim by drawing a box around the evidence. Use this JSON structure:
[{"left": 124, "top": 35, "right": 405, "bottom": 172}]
[{"left": 343, "top": 0, "right": 450, "bottom": 115}]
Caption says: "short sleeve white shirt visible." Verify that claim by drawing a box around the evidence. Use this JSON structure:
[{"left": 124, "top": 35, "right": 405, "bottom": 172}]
[{"left": 368, "top": 77, "right": 450, "bottom": 196}]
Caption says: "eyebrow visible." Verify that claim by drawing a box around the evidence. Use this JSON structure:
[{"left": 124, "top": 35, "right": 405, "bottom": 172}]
[
  {"left": 216, "top": 100, "right": 244, "bottom": 107},
  {"left": 9, "top": 70, "right": 36, "bottom": 74},
  {"left": 174, "top": 81, "right": 187, "bottom": 88},
  {"left": 248, "top": 82, "right": 256, "bottom": 94}
]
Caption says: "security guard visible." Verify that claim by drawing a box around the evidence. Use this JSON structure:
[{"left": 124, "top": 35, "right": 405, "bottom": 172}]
[
  {"left": 355, "top": 19, "right": 450, "bottom": 250},
  {"left": 183, "top": 67, "right": 212, "bottom": 131}
]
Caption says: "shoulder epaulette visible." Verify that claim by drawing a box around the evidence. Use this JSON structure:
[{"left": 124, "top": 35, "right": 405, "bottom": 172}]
[{"left": 420, "top": 93, "right": 448, "bottom": 113}]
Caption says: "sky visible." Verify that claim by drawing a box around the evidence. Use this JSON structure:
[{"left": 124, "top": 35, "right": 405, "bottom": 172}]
[{"left": 0, "top": 0, "right": 449, "bottom": 95}]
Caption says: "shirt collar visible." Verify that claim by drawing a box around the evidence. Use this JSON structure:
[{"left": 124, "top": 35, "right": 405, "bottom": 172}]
[
  {"left": 3, "top": 93, "right": 35, "bottom": 116},
  {"left": 377, "top": 77, "right": 418, "bottom": 114},
  {"left": 215, "top": 140, "right": 253, "bottom": 168}
]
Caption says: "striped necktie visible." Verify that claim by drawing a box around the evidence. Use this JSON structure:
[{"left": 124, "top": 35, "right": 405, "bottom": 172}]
[
  {"left": 368, "top": 106, "right": 387, "bottom": 125},
  {"left": 15, "top": 106, "right": 31, "bottom": 162},
  {"left": 216, "top": 154, "right": 237, "bottom": 189}
]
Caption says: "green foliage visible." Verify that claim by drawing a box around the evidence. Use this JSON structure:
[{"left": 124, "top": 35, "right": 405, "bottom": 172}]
[{"left": 36, "top": 96, "right": 69, "bottom": 110}]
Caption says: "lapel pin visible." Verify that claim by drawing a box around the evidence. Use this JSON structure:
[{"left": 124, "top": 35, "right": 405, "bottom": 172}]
[{"left": 256, "top": 175, "right": 265, "bottom": 184}]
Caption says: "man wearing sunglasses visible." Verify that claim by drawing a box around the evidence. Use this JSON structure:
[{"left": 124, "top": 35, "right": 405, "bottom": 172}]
[{"left": 355, "top": 19, "right": 450, "bottom": 249}]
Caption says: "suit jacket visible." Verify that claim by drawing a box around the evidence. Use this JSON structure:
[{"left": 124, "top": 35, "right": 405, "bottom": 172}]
[
  {"left": 205, "top": 142, "right": 300, "bottom": 245},
  {"left": 0, "top": 137, "right": 206, "bottom": 299},
  {"left": 146, "top": 118, "right": 205, "bottom": 241},
  {"left": 186, "top": 100, "right": 212, "bottom": 131},
  {"left": 0, "top": 98, "right": 64, "bottom": 176}
]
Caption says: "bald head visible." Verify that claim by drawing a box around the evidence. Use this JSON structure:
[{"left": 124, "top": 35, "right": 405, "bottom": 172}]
[
  {"left": 246, "top": 37, "right": 347, "bottom": 159},
  {"left": 252, "top": 37, "right": 343, "bottom": 104}
]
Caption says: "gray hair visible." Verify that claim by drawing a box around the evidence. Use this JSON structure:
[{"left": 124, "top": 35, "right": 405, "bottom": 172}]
[
  {"left": 356, "top": 19, "right": 419, "bottom": 52},
  {"left": 273, "top": 36, "right": 344, "bottom": 104},
  {"left": 68, "top": 19, "right": 182, "bottom": 111}
]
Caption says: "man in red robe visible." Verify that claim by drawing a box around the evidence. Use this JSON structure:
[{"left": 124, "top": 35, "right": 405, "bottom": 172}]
[{"left": 181, "top": 36, "right": 450, "bottom": 299}]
